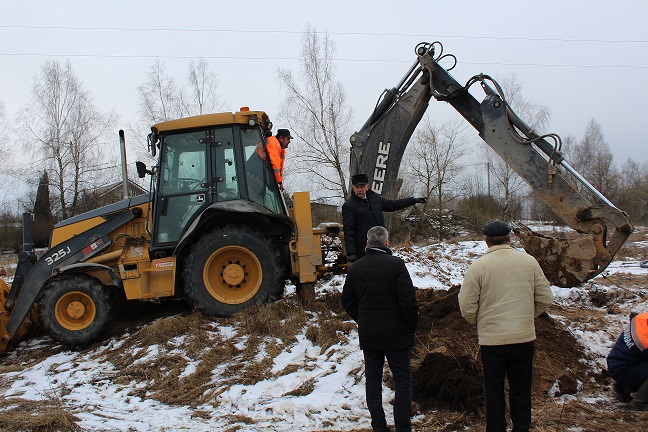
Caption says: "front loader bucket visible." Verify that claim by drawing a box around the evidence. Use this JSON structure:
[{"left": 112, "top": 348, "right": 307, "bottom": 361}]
[
  {"left": 512, "top": 223, "right": 610, "bottom": 288},
  {"left": 0, "top": 277, "right": 40, "bottom": 353}
]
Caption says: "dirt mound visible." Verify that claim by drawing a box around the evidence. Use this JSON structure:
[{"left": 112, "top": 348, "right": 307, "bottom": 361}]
[
  {"left": 414, "top": 352, "right": 484, "bottom": 412},
  {"left": 412, "top": 286, "right": 588, "bottom": 412}
]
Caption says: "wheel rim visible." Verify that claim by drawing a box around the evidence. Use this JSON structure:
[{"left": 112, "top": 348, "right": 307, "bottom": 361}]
[
  {"left": 203, "top": 245, "right": 262, "bottom": 304},
  {"left": 54, "top": 291, "right": 96, "bottom": 330}
]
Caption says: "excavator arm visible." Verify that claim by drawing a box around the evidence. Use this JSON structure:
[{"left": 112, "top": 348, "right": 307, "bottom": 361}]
[{"left": 350, "top": 42, "right": 633, "bottom": 287}]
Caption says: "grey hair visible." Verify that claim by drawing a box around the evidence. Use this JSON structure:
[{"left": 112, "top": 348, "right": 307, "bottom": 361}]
[{"left": 367, "top": 226, "right": 389, "bottom": 247}]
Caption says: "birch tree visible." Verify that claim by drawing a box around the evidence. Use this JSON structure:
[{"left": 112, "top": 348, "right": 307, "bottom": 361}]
[
  {"left": 277, "top": 25, "right": 353, "bottom": 201},
  {"left": 406, "top": 118, "right": 468, "bottom": 238},
  {"left": 17, "top": 60, "right": 117, "bottom": 219},
  {"left": 138, "top": 58, "right": 225, "bottom": 124},
  {"left": 568, "top": 118, "right": 618, "bottom": 199}
]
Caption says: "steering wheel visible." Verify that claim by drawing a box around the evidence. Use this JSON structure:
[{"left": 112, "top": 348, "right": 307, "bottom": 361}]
[{"left": 176, "top": 177, "right": 204, "bottom": 190}]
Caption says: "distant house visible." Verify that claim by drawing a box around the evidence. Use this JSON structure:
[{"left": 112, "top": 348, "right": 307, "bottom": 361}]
[
  {"left": 310, "top": 202, "right": 341, "bottom": 225},
  {"left": 77, "top": 180, "right": 148, "bottom": 213},
  {"left": 97, "top": 179, "right": 148, "bottom": 202}
]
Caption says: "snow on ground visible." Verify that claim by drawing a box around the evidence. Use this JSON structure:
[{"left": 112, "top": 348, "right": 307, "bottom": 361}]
[{"left": 1, "top": 238, "right": 647, "bottom": 431}]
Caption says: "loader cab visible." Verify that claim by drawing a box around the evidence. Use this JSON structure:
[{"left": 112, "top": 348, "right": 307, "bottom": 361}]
[{"left": 148, "top": 111, "right": 286, "bottom": 250}]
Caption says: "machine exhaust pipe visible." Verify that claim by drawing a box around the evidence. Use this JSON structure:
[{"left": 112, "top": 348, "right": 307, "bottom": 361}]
[{"left": 119, "top": 130, "right": 130, "bottom": 199}]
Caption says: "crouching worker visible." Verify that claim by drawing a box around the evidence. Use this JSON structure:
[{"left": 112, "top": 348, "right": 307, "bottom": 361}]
[{"left": 607, "top": 312, "right": 648, "bottom": 410}]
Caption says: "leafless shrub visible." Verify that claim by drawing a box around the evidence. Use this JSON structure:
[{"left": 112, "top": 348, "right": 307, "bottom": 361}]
[{"left": 282, "top": 377, "right": 316, "bottom": 397}]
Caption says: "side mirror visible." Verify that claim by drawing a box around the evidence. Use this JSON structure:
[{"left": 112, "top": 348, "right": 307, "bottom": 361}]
[
  {"left": 147, "top": 132, "right": 158, "bottom": 157},
  {"left": 136, "top": 161, "right": 149, "bottom": 178}
]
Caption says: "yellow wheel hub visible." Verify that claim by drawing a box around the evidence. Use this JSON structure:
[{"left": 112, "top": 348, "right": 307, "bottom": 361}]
[
  {"left": 222, "top": 263, "right": 245, "bottom": 286},
  {"left": 55, "top": 291, "right": 96, "bottom": 330},
  {"left": 203, "top": 246, "right": 262, "bottom": 304}
]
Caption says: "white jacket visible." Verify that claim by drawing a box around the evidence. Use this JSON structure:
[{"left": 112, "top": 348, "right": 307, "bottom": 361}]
[{"left": 458, "top": 244, "right": 554, "bottom": 346}]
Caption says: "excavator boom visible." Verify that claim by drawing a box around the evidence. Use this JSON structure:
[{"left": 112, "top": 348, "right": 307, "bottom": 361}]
[{"left": 350, "top": 42, "right": 633, "bottom": 287}]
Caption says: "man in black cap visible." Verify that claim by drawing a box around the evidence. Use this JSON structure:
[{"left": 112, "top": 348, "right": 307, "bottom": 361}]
[
  {"left": 342, "top": 173, "right": 426, "bottom": 262},
  {"left": 458, "top": 220, "right": 553, "bottom": 432}
]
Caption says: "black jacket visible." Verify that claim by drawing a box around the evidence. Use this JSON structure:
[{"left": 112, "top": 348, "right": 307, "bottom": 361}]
[
  {"left": 342, "top": 190, "right": 416, "bottom": 258},
  {"left": 341, "top": 246, "right": 418, "bottom": 351}
]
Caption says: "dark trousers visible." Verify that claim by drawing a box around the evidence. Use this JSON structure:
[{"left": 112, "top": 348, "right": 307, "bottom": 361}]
[
  {"left": 480, "top": 341, "right": 535, "bottom": 432},
  {"left": 363, "top": 349, "right": 412, "bottom": 432}
]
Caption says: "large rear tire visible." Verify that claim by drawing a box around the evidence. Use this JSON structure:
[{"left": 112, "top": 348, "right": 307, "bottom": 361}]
[
  {"left": 37, "top": 274, "right": 114, "bottom": 347},
  {"left": 182, "top": 225, "right": 285, "bottom": 317}
]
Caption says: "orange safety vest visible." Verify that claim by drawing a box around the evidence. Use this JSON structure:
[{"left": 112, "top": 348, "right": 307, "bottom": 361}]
[
  {"left": 631, "top": 312, "right": 648, "bottom": 351},
  {"left": 265, "top": 135, "right": 286, "bottom": 184}
]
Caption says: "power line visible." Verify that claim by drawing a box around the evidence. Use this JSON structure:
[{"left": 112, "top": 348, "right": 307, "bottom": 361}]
[
  {"left": 1, "top": 52, "right": 647, "bottom": 70},
  {"left": 1, "top": 24, "right": 647, "bottom": 44},
  {"left": 0, "top": 52, "right": 297, "bottom": 61}
]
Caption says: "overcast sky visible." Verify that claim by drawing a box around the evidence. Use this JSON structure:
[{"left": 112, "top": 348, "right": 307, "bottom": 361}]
[{"left": 1, "top": 0, "right": 647, "bottom": 172}]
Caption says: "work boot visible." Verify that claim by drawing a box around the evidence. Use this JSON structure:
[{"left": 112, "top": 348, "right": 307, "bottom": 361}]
[
  {"left": 629, "top": 379, "right": 648, "bottom": 411},
  {"left": 614, "top": 382, "right": 633, "bottom": 403}
]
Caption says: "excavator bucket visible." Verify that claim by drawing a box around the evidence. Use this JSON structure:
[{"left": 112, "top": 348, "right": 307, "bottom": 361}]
[
  {"left": 512, "top": 222, "right": 608, "bottom": 288},
  {"left": 0, "top": 274, "right": 40, "bottom": 353}
]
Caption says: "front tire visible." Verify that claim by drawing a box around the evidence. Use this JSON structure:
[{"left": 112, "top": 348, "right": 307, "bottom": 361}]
[
  {"left": 182, "top": 225, "right": 285, "bottom": 317},
  {"left": 37, "top": 274, "right": 114, "bottom": 347}
]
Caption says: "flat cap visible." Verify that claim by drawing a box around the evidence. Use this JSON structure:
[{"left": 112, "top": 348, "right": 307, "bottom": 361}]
[
  {"left": 276, "top": 128, "right": 293, "bottom": 139},
  {"left": 351, "top": 173, "right": 369, "bottom": 185},
  {"left": 482, "top": 220, "right": 511, "bottom": 237}
]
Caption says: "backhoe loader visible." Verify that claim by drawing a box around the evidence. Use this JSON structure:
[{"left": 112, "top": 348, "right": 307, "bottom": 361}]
[
  {"left": 1, "top": 109, "right": 347, "bottom": 352},
  {"left": 0, "top": 41, "right": 633, "bottom": 353}
]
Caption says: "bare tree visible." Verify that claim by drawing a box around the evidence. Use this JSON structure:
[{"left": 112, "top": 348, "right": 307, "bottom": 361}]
[
  {"left": 616, "top": 158, "right": 648, "bottom": 223},
  {"left": 568, "top": 118, "right": 618, "bottom": 199},
  {"left": 406, "top": 118, "right": 468, "bottom": 238},
  {"left": 137, "top": 58, "right": 183, "bottom": 124},
  {"left": 181, "top": 58, "right": 225, "bottom": 116},
  {"left": 17, "top": 60, "right": 117, "bottom": 219},
  {"left": 483, "top": 154, "right": 526, "bottom": 219},
  {"left": 0, "top": 99, "right": 13, "bottom": 208},
  {"left": 138, "top": 58, "right": 225, "bottom": 125},
  {"left": 277, "top": 25, "right": 353, "bottom": 201}
]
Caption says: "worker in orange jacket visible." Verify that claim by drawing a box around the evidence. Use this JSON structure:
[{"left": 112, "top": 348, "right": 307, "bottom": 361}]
[
  {"left": 266, "top": 128, "right": 293, "bottom": 191},
  {"left": 607, "top": 311, "right": 648, "bottom": 410}
]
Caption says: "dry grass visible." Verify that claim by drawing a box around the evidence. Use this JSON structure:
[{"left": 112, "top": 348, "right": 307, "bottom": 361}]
[
  {"left": 3, "top": 227, "right": 648, "bottom": 431},
  {"left": 304, "top": 312, "right": 355, "bottom": 355},
  {"left": 232, "top": 296, "right": 307, "bottom": 340},
  {"left": 85, "top": 296, "right": 318, "bottom": 409},
  {"left": 0, "top": 392, "right": 82, "bottom": 432}
]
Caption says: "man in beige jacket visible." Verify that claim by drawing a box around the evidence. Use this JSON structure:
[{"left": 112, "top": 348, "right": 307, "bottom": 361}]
[{"left": 459, "top": 220, "right": 554, "bottom": 432}]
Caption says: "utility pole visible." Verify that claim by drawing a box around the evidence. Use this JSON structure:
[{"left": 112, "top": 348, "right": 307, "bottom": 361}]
[{"left": 486, "top": 161, "right": 491, "bottom": 196}]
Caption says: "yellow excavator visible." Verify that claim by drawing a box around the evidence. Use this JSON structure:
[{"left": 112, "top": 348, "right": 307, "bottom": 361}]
[
  {"left": 0, "top": 109, "right": 346, "bottom": 352},
  {"left": 0, "top": 41, "right": 633, "bottom": 353}
]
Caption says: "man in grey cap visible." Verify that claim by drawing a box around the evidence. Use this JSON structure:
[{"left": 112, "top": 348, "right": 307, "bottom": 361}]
[
  {"left": 341, "top": 226, "right": 418, "bottom": 432},
  {"left": 458, "top": 220, "right": 554, "bottom": 432}
]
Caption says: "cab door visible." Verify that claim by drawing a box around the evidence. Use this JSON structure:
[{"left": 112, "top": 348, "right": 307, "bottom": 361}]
[{"left": 152, "top": 129, "right": 211, "bottom": 247}]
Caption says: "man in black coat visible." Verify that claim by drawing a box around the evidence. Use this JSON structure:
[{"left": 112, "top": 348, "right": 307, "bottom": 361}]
[
  {"left": 341, "top": 226, "right": 419, "bottom": 432},
  {"left": 342, "top": 173, "right": 425, "bottom": 262}
]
